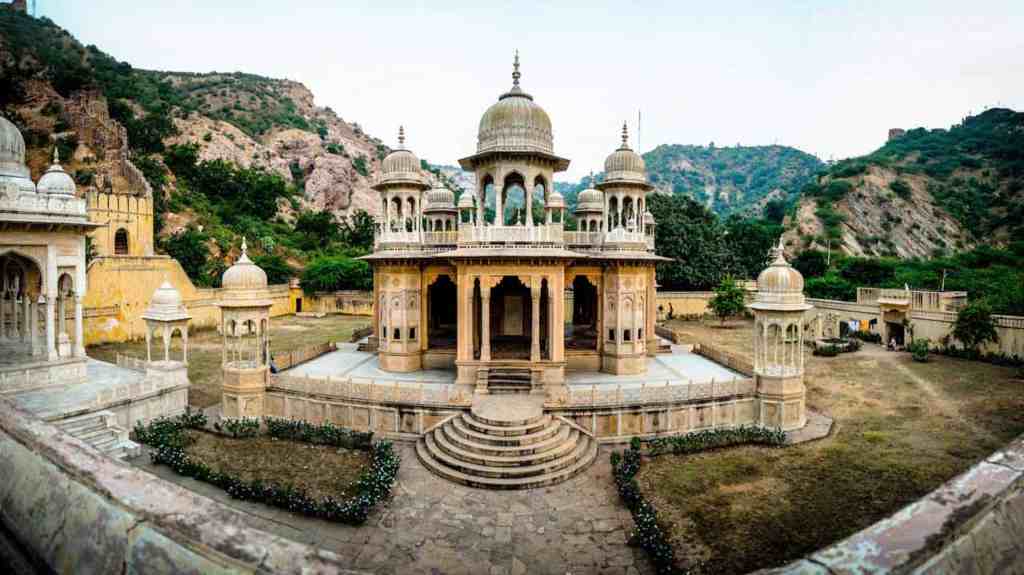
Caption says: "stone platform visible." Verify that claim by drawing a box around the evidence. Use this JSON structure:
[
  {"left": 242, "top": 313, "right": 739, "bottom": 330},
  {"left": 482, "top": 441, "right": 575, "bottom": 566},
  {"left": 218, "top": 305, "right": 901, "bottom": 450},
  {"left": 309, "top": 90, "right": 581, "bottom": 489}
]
[{"left": 471, "top": 394, "right": 543, "bottom": 425}]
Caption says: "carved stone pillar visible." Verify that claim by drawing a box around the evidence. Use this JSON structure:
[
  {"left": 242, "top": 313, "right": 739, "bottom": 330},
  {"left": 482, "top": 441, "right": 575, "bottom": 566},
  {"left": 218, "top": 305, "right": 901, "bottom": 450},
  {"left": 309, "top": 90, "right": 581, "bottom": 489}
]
[
  {"left": 44, "top": 293, "right": 56, "bottom": 361},
  {"left": 74, "top": 294, "right": 85, "bottom": 357},
  {"left": 480, "top": 285, "right": 491, "bottom": 362},
  {"left": 530, "top": 283, "right": 541, "bottom": 362}
]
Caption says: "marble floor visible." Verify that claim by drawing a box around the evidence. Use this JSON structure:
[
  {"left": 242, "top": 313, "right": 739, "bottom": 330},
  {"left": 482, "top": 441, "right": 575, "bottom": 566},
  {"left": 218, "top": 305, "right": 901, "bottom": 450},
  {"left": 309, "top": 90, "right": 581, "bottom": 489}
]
[
  {"left": 9, "top": 359, "right": 146, "bottom": 419},
  {"left": 281, "top": 344, "right": 744, "bottom": 389}
]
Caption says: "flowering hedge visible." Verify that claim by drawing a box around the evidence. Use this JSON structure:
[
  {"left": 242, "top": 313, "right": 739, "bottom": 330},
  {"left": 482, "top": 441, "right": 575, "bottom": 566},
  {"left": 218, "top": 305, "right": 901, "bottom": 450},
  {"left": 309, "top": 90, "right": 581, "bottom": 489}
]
[
  {"left": 263, "top": 417, "right": 374, "bottom": 451},
  {"left": 611, "top": 438, "right": 675, "bottom": 574},
  {"left": 613, "top": 427, "right": 787, "bottom": 573},
  {"left": 134, "top": 415, "right": 398, "bottom": 526},
  {"left": 646, "top": 425, "right": 786, "bottom": 457},
  {"left": 214, "top": 417, "right": 260, "bottom": 438}
]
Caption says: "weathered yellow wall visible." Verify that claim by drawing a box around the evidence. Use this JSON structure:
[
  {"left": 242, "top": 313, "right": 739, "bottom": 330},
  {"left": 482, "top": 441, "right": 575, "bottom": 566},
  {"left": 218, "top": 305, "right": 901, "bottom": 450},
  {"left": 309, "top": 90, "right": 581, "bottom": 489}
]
[
  {"left": 86, "top": 191, "right": 154, "bottom": 257},
  {"left": 299, "top": 290, "right": 373, "bottom": 316},
  {"left": 83, "top": 256, "right": 293, "bottom": 345}
]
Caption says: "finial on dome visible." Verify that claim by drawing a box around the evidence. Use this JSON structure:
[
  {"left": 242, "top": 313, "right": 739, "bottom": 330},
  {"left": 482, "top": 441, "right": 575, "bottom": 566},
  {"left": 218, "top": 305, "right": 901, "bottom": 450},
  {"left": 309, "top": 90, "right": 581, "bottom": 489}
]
[
  {"left": 621, "top": 122, "right": 629, "bottom": 148},
  {"left": 53, "top": 146, "right": 59, "bottom": 164},
  {"left": 241, "top": 236, "right": 248, "bottom": 255},
  {"left": 398, "top": 125, "right": 405, "bottom": 148},
  {"left": 512, "top": 50, "right": 521, "bottom": 88},
  {"left": 770, "top": 237, "right": 787, "bottom": 264}
]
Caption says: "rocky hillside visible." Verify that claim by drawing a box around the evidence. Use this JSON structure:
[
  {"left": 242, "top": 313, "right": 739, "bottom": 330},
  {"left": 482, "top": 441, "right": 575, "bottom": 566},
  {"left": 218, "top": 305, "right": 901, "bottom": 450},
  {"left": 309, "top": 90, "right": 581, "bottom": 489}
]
[
  {"left": 0, "top": 9, "right": 421, "bottom": 240},
  {"left": 785, "top": 108, "right": 1024, "bottom": 258},
  {"left": 643, "top": 144, "right": 823, "bottom": 216}
]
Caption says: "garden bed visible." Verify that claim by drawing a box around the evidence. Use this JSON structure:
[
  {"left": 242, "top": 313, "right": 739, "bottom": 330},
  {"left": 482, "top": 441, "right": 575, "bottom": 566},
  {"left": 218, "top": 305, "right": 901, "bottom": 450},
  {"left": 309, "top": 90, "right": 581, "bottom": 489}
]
[{"left": 134, "top": 412, "right": 399, "bottom": 525}]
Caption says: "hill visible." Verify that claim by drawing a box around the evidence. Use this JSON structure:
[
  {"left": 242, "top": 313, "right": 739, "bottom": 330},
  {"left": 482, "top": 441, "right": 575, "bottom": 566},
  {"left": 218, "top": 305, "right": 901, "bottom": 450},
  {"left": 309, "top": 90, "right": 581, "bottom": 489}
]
[{"left": 786, "top": 108, "right": 1024, "bottom": 258}]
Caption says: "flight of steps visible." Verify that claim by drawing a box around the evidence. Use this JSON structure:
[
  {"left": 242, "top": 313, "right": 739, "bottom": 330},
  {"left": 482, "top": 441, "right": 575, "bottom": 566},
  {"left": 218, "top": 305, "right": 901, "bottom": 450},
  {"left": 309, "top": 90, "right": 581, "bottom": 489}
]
[
  {"left": 54, "top": 411, "right": 140, "bottom": 460},
  {"left": 416, "top": 396, "right": 598, "bottom": 489},
  {"left": 484, "top": 367, "right": 533, "bottom": 394}
]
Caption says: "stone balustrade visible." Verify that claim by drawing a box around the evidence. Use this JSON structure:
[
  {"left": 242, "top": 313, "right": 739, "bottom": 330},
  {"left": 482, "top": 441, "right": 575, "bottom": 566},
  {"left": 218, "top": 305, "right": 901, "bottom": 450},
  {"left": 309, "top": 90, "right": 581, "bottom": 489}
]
[
  {"left": 423, "top": 230, "right": 458, "bottom": 245},
  {"left": 271, "top": 374, "right": 472, "bottom": 406},
  {"left": 457, "top": 223, "right": 564, "bottom": 245},
  {"left": 559, "top": 377, "right": 755, "bottom": 407},
  {"left": 0, "top": 191, "right": 88, "bottom": 218}
]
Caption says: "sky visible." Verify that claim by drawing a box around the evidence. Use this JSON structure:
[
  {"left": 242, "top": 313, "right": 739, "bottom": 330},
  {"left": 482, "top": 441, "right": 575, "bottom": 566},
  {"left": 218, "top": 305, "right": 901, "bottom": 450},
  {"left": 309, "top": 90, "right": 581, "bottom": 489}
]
[{"left": 41, "top": 0, "right": 1024, "bottom": 181}]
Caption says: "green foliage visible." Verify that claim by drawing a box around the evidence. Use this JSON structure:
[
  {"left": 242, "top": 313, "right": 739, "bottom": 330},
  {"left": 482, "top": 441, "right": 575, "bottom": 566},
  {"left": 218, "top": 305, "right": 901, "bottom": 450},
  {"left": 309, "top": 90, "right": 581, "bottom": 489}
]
[
  {"left": 251, "top": 254, "right": 294, "bottom": 285},
  {"left": 813, "top": 344, "right": 841, "bottom": 357},
  {"left": 890, "top": 178, "right": 912, "bottom": 200},
  {"left": 645, "top": 426, "right": 786, "bottom": 456},
  {"left": 909, "top": 338, "right": 930, "bottom": 362},
  {"left": 300, "top": 255, "right": 372, "bottom": 293},
  {"left": 804, "top": 272, "right": 856, "bottom": 301},
  {"left": 642, "top": 144, "right": 824, "bottom": 217},
  {"left": 351, "top": 155, "right": 369, "bottom": 177},
  {"left": 649, "top": 194, "right": 741, "bottom": 289},
  {"left": 293, "top": 210, "right": 340, "bottom": 250},
  {"left": 338, "top": 210, "right": 376, "bottom": 253},
  {"left": 763, "top": 199, "right": 787, "bottom": 224},
  {"left": 709, "top": 276, "right": 746, "bottom": 324},
  {"left": 952, "top": 301, "right": 999, "bottom": 352},
  {"left": 162, "top": 227, "right": 218, "bottom": 287},
  {"left": 723, "top": 216, "right": 782, "bottom": 280},
  {"left": 792, "top": 249, "right": 829, "bottom": 278},
  {"left": 213, "top": 417, "right": 260, "bottom": 438},
  {"left": 264, "top": 417, "right": 374, "bottom": 451}
]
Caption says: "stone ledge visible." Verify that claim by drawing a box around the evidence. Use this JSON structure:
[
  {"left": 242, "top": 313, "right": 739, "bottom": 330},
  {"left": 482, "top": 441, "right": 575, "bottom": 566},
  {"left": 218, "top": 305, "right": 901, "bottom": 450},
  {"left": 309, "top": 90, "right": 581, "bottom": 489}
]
[{"left": 0, "top": 398, "right": 369, "bottom": 574}]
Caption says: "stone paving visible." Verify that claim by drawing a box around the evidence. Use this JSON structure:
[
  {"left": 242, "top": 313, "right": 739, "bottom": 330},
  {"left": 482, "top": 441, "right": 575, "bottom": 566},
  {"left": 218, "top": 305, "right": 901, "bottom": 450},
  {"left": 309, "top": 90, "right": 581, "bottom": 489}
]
[{"left": 133, "top": 442, "right": 653, "bottom": 575}]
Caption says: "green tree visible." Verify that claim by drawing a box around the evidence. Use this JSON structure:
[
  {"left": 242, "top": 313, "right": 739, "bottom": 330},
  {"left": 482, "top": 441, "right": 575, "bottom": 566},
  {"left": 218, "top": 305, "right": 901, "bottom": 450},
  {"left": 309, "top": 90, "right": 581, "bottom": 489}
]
[
  {"left": 338, "top": 210, "right": 376, "bottom": 253},
  {"left": 951, "top": 301, "right": 999, "bottom": 352},
  {"left": 300, "top": 255, "right": 372, "bottom": 293},
  {"left": 649, "top": 194, "right": 739, "bottom": 289},
  {"left": 294, "top": 210, "right": 341, "bottom": 251},
  {"left": 723, "top": 215, "right": 781, "bottom": 280},
  {"left": 804, "top": 272, "right": 856, "bottom": 301},
  {"left": 792, "top": 250, "right": 829, "bottom": 278},
  {"left": 163, "top": 228, "right": 213, "bottom": 286},
  {"left": 708, "top": 276, "right": 746, "bottom": 325},
  {"left": 252, "top": 254, "right": 295, "bottom": 285}
]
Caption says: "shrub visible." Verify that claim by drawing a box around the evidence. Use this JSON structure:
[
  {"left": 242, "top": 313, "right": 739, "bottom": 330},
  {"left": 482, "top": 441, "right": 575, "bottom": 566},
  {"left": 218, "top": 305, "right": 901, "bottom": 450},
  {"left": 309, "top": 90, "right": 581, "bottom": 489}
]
[
  {"left": 909, "top": 338, "right": 930, "bottom": 362},
  {"left": 646, "top": 426, "right": 785, "bottom": 456},
  {"left": 300, "top": 255, "right": 372, "bottom": 293},
  {"left": 708, "top": 276, "right": 746, "bottom": 325},
  {"left": 952, "top": 301, "right": 999, "bottom": 352},
  {"left": 813, "top": 344, "right": 841, "bottom": 357},
  {"left": 263, "top": 417, "right": 374, "bottom": 451},
  {"left": 214, "top": 417, "right": 260, "bottom": 438},
  {"left": 351, "top": 155, "right": 369, "bottom": 177},
  {"left": 890, "top": 179, "right": 912, "bottom": 200},
  {"left": 611, "top": 445, "right": 674, "bottom": 574},
  {"left": 850, "top": 331, "right": 882, "bottom": 344}
]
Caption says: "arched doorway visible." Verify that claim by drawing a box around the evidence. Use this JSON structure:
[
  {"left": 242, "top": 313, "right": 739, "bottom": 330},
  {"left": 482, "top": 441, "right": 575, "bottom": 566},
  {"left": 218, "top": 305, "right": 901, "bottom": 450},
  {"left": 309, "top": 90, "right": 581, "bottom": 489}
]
[
  {"left": 427, "top": 275, "right": 457, "bottom": 349},
  {"left": 567, "top": 275, "right": 598, "bottom": 350},
  {"left": 114, "top": 228, "right": 129, "bottom": 255}
]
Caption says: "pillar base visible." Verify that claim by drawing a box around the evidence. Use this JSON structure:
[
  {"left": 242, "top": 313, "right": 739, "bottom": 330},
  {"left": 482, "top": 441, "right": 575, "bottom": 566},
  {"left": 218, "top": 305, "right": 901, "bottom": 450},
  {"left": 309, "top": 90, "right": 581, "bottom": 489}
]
[
  {"left": 222, "top": 364, "right": 268, "bottom": 419},
  {"left": 756, "top": 373, "right": 806, "bottom": 431},
  {"left": 379, "top": 350, "right": 423, "bottom": 372},
  {"left": 600, "top": 353, "right": 646, "bottom": 375}
]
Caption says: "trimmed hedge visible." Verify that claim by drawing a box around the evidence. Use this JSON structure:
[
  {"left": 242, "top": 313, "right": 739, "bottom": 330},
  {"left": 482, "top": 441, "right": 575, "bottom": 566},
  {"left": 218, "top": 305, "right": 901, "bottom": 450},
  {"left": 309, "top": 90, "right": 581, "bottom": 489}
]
[
  {"left": 264, "top": 417, "right": 374, "bottom": 451},
  {"left": 214, "top": 416, "right": 260, "bottom": 438},
  {"left": 612, "top": 427, "right": 788, "bottom": 573},
  {"left": 133, "top": 415, "right": 397, "bottom": 525},
  {"left": 850, "top": 331, "right": 883, "bottom": 344},
  {"left": 646, "top": 425, "right": 786, "bottom": 457}
]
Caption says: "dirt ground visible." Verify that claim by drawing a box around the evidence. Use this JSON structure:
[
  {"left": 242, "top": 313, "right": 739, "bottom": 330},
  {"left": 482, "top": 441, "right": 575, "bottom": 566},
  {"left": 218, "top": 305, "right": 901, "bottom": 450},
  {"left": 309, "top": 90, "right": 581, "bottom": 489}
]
[
  {"left": 87, "top": 314, "right": 371, "bottom": 408},
  {"left": 644, "top": 318, "right": 1024, "bottom": 575},
  {"left": 183, "top": 430, "right": 369, "bottom": 500}
]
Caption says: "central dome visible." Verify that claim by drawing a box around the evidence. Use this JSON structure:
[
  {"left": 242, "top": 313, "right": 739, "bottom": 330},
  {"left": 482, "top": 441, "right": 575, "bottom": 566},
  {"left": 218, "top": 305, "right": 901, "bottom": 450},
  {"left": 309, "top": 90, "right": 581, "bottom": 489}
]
[{"left": 476, "top": 53, "right": 553, "bottom": 155}]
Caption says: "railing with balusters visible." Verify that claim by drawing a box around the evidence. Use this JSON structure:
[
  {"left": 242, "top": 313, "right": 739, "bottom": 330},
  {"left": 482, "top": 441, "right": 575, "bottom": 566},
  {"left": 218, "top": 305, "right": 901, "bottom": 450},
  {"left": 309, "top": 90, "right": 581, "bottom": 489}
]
[
  {"left": 271, "top": 374, "right": 472, "bottom": 406},
  {"left": 558, "top": 376, "right": 756, "bottom": 407},
  {"left": 457, "top": 224, "right": 564, "bottom": 245}
]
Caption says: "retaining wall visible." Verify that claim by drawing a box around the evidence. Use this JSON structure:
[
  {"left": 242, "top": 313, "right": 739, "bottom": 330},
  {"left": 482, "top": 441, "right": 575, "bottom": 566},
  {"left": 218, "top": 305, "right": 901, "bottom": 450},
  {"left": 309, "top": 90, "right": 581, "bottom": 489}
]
[{"left": 0, "top": 398, "right": 367, "bottom": 575}]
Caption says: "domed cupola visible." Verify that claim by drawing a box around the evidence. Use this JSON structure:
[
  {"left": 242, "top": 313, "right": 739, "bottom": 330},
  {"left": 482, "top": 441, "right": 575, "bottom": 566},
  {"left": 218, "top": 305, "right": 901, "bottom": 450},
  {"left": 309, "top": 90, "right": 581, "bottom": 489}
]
[
  {"left": 375, "top": 126, "right": 428, "bottom": 189},
  {"left": 425, "top": 185, "right": 455, "bottom": 209},
  {"left": 0, "top": 115, "right": 35, "bottom": 195},
  {"left": 575, "top": 172, "right": 604, "bottom": 216},
  {"left": 37, "top": 148, "right": 77, "bottom": 196},
  {"left": 749, "top": 239, "right": 811, "bottom": 311},
  {"left": 221, "top": 238, "right": 268, "bottom": 291},
  {"left": 601, "top": 123, "right": 649, "bottom": 186},
  {"left": 476, "top": 51, "right": 554, "bottom": 155}
]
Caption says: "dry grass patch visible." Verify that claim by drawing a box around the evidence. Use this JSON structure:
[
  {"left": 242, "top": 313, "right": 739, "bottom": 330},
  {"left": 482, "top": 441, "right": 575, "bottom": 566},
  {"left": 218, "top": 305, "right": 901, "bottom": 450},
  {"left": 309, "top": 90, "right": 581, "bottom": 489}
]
[
  {"left": 183, "top": 430, "right": 369, "bottom": 500},
  {"left": 644, "top": 319, "right": 1024, "bottom": 574},
  {"left": 88, "top": 314, "right": 370, "bottom": 408}
]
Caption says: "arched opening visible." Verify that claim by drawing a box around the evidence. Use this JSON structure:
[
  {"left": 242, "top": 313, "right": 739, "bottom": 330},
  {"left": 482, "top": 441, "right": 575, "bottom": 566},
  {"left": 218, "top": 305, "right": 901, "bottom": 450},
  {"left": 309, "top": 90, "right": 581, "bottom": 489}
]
[
  {"left": 540, "top": 277, "right": 551, "bottom": 360},
  {"left": 390, "top": 197, "right": 402, "bottom": 232},
  {"left": 0, "top": 252, "right": 42, "bottom": 362},
  {"left": 622, "top": 197, "right": 634, "bottom": 231},
  {"left": 501, "top": 172, "right": 527, "bottom": 226},
  {"left": 480, "top": 174, "right": 494, "bottom": 224},
  {"left": 405, "top": 197, "right": 416, "bottom": 232},
  {"left": 114, "top": 228, "right": 129, "bottom": 255},
  {"left": 427, "top": 275, "right": 457, "bottom": 349},
  {"left": 567, "top": 275, "right": 598, "bottom": 350},
  {"left": 608, "top": 196, "right": 619, "bottom": 230},
  {"left": 484, "top": 275, "right": 532, "bottom": 359},
  {"left": 533, "top": 175, "right": 547, "bottom": 225}
]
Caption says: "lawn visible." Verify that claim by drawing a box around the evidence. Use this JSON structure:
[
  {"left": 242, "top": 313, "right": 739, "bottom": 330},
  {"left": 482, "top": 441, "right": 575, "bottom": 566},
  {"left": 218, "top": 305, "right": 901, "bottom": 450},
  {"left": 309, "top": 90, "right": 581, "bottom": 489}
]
[
  {"left": 184, "top": 430, "right": 369, "bottom": 500},
  {"left": 643, "top": 318, "right": 1024, "bottom": 574},
  {"left": 87, "top": 314, "right": 371, "bottom": 408}
]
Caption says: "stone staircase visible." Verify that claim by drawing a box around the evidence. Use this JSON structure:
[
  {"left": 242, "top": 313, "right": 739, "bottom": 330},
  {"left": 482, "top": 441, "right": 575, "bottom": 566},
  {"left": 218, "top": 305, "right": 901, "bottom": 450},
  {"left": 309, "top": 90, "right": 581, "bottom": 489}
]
[
  {"left": 54, "top": 410, "right": 140, "bottom": 460},
  {"left": 484, "top": 366, "right": 533, "bottom": 394},
  {"left": 416, "top": 395, "right": 598, "bottom": 489}
]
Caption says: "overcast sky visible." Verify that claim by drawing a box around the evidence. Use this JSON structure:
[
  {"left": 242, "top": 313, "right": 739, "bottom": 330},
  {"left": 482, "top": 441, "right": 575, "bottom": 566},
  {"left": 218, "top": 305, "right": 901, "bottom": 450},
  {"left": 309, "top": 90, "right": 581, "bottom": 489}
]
[{"left": 44, "top": 0, "right": 1024, "bottom": 180}]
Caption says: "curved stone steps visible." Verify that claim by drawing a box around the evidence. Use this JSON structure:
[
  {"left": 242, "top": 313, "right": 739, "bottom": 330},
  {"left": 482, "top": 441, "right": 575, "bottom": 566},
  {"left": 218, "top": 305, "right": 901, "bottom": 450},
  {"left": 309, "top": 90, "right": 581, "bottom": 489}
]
[
  {"left": 441, "top": 421, "right": 575, "bottom": 457},
  {"left": 417, "top": 401, "right": 599, "bottom": 489},
  {"left": 416, "top": 434, "right": 598, "bottom": 490},
  {"left": 459, "top": 412, "right": 551, "bottom": 436},
  {"left": 433, "top": 426, "right": 582, "bottom": 468},
  {"left": 449, "top": 415, "right": 561, "bottom": 447}
]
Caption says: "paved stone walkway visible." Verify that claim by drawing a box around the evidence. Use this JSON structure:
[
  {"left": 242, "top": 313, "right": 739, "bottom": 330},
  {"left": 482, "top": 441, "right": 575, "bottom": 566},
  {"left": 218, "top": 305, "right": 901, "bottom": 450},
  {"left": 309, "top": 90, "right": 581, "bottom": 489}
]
[{"left": 133, "top": 443, "right": 653, "bottom": 575}]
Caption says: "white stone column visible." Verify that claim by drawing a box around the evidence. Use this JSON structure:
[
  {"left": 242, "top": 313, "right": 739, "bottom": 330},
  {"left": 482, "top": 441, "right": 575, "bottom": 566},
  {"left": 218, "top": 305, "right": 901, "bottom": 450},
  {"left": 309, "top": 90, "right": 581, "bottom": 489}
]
[
  {"left": 44, "top": 293, "right": 57, "bottom": 361},
  {"left": 495, "top": 186, "right": 503, "bottom": 226},
  {"left": 29, "top": 298, "right": 38, "bottom": 356},
  {"left": 22, "top": 295, "right": 30, "bottom": 344},
  {"left": 530, "top": 284, "right": 540, "bottom": 362},
  {"left": 74, "top": 294, "right": 84, "bottom": 357},
  {"left": 526, "top": 184, "right": 534, "bottom": 227},
  {"left": 480, "top": 287, "right": 491, "bottom": 362}
]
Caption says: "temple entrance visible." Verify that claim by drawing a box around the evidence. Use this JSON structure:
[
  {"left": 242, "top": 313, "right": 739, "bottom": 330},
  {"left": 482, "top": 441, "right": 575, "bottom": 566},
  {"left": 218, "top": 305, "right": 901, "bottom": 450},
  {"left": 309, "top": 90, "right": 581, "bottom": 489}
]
[
  {"left": 567, "top": 275, "right": 598, "bottom": 350},
  {"left": 0, "top": 252, "right": 42, "bottom": 366},
  {"left": 489, "top": 276, "right": 531, "bottom": 359},
  {"left": 427, "top": 275, "right": 457, "bottom": 349}
]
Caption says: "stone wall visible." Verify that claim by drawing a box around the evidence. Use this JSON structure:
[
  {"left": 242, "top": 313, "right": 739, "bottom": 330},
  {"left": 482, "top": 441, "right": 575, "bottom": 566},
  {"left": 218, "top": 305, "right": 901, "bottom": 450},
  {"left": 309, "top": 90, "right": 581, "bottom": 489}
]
[
  {"left": 83, "top": 254, "right": 296, "bottom": 345},
  {"left": 760, "top": 434, "right": 1024, "bottom": 574},
  {"left": 300, "top": 290, "right": 373, "bottom": 316},
  {"left": 0, "top": 399, "right": 367, "bottom": 575}
]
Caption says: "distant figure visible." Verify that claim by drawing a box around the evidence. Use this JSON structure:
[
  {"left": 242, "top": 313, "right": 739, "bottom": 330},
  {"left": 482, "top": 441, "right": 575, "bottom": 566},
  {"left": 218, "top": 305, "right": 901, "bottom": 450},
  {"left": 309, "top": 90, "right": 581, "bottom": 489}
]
[{"left": 888, "top": 338, "right": 897, "bottom": 352}]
